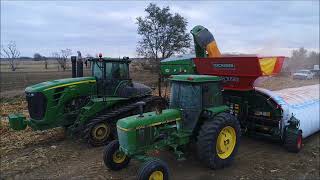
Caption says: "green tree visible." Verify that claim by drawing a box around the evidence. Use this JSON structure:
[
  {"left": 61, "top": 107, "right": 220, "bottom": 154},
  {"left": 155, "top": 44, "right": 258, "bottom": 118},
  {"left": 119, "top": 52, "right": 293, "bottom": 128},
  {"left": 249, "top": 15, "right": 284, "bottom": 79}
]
[{"left": 136, "top": 3, "right": 191, "bottom": 64}]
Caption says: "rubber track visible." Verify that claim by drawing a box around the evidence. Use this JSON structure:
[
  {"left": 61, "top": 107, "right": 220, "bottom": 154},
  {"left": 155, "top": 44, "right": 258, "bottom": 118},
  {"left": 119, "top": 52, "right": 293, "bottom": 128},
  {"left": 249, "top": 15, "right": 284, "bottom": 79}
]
[{"left": 82, "top": 96, "right": 164, "bottom": 146}]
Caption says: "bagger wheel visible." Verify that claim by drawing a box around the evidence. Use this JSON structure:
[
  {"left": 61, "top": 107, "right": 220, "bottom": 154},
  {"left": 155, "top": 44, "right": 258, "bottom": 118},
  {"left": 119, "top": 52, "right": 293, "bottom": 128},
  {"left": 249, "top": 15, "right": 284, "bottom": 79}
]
[
  {"left": 197, "top": 112, "right": 241, "bottom": 169},
  {"left": 103, "top": 140, "right": 130, "bottom": 170},
  {"left": 88, "top": 122, "right": 111, "bottom": 146},
  {"left": 137, "top": 159, "right": 169, "bottom": 180},
  {"left": 284, "top": 130, "right": 303, "bottom": 153}
]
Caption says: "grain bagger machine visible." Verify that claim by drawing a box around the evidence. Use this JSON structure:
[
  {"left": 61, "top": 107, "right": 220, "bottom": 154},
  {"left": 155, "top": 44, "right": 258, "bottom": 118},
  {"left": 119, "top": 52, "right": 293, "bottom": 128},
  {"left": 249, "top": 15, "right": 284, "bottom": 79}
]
[
  {"left": 161, "top": 25, "right": 319, "bottom": 153},
  {"left": 8, "top": 55, "right": 165, "bottom": 146}
]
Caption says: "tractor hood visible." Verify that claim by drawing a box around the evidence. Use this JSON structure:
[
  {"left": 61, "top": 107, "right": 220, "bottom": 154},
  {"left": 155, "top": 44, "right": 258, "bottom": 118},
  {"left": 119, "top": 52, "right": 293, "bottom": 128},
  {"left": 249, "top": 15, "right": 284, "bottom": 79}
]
[
  {"left": 25, "top": 76, "right": 96, "bottom": 92},
  {"left": 117, "top": 109, "right": 181, "bottom": 131}
]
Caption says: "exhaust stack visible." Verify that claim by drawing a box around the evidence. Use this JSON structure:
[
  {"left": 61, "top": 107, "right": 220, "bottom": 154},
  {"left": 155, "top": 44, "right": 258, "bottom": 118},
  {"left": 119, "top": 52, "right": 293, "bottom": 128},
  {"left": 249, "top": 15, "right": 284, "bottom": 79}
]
[
  {"left": 71, "top": 56, "right": 77, "bottom": 78},
  {"left": 77, "top": 59, "right": 83, "bottom": 77}
]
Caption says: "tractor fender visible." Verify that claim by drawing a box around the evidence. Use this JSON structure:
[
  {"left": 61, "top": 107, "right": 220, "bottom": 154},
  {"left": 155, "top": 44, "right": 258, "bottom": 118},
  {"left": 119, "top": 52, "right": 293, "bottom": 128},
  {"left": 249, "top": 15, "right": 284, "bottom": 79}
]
[
  {"left": 202, "top": 105, "right": 229, "bottom": 118},
  {"left": 192, "top": 105, "right": 229, "bottom": 137}
]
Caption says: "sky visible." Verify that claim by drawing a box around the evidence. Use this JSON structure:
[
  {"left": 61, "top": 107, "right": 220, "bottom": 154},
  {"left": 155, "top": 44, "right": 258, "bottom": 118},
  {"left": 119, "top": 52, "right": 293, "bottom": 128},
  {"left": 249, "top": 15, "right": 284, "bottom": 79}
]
[{"left": 1, "top": 1, "right": 319, "bottom": 57}]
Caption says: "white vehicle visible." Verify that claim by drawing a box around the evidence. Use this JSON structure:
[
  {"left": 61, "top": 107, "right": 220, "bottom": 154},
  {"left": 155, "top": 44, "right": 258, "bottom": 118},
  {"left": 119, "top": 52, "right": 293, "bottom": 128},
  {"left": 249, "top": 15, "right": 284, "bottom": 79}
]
[{"left": 293, "top": 69, "right": 314, "bottom": 80}]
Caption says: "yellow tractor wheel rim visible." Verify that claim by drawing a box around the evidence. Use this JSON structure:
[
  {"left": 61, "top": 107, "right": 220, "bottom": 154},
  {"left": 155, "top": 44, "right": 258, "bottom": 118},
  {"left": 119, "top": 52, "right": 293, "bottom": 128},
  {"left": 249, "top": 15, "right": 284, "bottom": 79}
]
[
  {"left": 149, "top": 171, "right": 164, "bottom": 180},
  {"left": 91, "top": 123, "right": 110, "bottom": 140},
  {"left": 216, "top": 126, "right": 236, "bottom": 159},
  {"left": 112, "top": 150, "right": 126, "bottom": 164}
]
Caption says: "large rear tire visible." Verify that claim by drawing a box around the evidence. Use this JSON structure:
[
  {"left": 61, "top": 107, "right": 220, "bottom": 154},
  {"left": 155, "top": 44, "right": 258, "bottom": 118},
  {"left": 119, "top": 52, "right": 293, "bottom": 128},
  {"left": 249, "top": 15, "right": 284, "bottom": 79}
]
[
  {"left": 197, "top": 112, "right": 241, "bottom": 169},
  {"left": 137, "top": 159, "right": 169, "bottom": 180},
  {"left": 103, "top": 140, "right": 131, "bottom": 171}
]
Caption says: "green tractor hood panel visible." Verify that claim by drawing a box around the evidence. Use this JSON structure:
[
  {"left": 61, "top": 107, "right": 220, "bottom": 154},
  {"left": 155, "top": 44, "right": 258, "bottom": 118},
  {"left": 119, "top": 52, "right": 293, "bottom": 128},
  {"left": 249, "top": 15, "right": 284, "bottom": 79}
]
[
  {"left": 25, "top": 76, "right": 96, "bottom": 92},
  {"left": 116, "top": 109, "right": 182, "bottom": 155},
  {"left": 117, "top": 109, "right": 181, "bottom": 131},
  {"left": 12, "top": 76, "right": 98, "bottom": 131}
]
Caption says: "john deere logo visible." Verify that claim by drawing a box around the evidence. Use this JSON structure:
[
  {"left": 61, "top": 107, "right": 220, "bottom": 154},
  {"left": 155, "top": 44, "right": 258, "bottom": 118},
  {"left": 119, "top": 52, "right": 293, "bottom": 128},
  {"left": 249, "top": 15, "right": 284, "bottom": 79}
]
[{"left": 213, "top": 63, "right": 235, "bottom": 69}]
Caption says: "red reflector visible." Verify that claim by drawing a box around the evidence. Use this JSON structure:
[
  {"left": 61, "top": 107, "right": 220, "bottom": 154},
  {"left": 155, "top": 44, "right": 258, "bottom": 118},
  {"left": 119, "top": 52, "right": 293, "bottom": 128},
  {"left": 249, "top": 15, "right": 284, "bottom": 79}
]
[{"left": 187, "top": 77, "right": 193, "bottom": 81}]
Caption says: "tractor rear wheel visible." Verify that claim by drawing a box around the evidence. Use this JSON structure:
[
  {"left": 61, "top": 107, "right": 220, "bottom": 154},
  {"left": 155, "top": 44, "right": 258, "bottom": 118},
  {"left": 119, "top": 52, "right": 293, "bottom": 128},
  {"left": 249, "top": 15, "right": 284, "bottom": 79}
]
[
  {"left": 137, "top": 159, "right": 169, "bottom": 180},
  {"left": 197, "top": 112, "right": 240, "bottom": 169},
  {"left": 103, "top": 140, "right": 131, "bottom": 171},
  {"left": 88, "top": 122, "right": 112, "bottom": 146},
  {"left": 284, "top": 129, "right": 302, "bottom": 153}
]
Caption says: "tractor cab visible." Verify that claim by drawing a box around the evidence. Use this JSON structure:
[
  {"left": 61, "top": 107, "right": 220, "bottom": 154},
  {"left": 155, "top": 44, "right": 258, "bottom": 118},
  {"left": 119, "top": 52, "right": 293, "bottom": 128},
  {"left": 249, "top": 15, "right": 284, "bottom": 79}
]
[
  {"left": 89, "top": 56, "right": 152, "bottom": 98},
  {"left": 90, "top": 56, "right": 130, "bottom": 96},
  {"left": 169, "top": 75, "right": 223, "bottom": 130}
]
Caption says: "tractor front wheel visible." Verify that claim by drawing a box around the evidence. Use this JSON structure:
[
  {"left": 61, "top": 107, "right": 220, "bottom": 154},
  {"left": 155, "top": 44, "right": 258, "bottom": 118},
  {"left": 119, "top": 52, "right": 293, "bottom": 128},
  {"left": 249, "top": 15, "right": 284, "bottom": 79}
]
[
  {"left": 103, "top": 140, "right": 131, "bottom": 171},
  {"left": 197, "top": 112, "right": 241, "bottom": 169},
  {"left": 137, "top": 159, "right": 169, "bottom": 180}
]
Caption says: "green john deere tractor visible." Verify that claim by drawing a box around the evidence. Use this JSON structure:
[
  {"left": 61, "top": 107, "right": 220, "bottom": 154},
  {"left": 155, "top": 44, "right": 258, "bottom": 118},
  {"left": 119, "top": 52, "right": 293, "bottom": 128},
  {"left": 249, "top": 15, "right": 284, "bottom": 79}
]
[
  {"left": 8, "top": 56, "right": 165, "bottom": 146},
  {"left": 103, "top": 75, "right": 241, "bottom": 179}
]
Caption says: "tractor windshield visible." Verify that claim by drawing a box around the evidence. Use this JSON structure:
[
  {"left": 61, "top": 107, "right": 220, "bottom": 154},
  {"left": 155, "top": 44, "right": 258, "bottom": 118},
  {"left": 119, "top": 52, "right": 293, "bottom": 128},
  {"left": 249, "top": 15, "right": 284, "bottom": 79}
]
[
  {"left": 92, "top": 61, "right": 129, "bottom": 79},
  {"left": 169, "top": 82, "right": 201, "bottom": 109}
]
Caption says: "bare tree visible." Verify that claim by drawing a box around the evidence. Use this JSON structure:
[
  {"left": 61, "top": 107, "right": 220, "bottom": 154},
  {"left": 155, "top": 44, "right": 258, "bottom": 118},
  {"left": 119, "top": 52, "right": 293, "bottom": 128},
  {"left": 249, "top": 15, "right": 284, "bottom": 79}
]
[
  {"left": 85, "top": 53, "right": 93, "bottom": 59},
  {"left": 52, "top": 52, "right": 62, "bottom": 70},
  {"left": 1, "top": 41, "right": 21, "bottom": 71},
  {"left": 136, "top": 3, "right": 191, "bottom": 68},
  {"left": 43, "top": 56, "right": 48, "bottom": 70},
  {"left": 53, "top": 49, "right": 72, "bottom": 71}
]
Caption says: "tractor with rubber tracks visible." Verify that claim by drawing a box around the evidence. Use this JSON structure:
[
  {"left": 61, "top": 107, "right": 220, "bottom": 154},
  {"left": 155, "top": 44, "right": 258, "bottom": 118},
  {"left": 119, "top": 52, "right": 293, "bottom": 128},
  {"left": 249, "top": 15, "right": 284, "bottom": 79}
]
[
  {"left": 8, "top": 55, "right": 165, "bottom": 146},
  {"left": 103, "top": 74, "right": 241, "bottom": 179}
]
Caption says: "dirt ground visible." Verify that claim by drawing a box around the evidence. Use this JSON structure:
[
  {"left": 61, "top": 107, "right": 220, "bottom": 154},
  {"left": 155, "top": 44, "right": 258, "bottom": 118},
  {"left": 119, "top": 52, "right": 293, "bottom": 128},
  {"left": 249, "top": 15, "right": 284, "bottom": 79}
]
[{"left": 0, "top": 68, "right": 319, "bottom": 179}]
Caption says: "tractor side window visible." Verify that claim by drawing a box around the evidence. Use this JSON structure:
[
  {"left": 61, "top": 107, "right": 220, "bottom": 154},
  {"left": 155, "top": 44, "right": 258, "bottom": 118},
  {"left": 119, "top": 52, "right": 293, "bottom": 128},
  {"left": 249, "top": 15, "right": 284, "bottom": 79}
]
[
  {"left": 170, "top": 83, "right": 201, "bottom": 109},
  {"left": 180, "top": 84, "right": 201, "bottom": 109},
  {"left": 105, "top": 63, "right": 112, "bottom": 78},
  {"left": 120, "top": 63, "right": 129, "bottom": 79},
  {"left": 111, "top": 63, "right": 129, "bottom": 79},
  {"left": 202, "top": 83, "right": 223, "bottom": 107}
]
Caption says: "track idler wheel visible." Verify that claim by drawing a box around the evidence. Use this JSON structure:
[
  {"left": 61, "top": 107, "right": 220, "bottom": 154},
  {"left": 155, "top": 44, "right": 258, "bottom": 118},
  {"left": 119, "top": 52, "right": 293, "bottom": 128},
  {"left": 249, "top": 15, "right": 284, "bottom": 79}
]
[
  {"left": 103, "top": 140, "right": 131, "bottom": 170},
  {"left": 137, "top": 159, "right": 169, "bottom": 180},
  {"left": 88, "top": 122, "right": 112, "bottom": 146}
]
